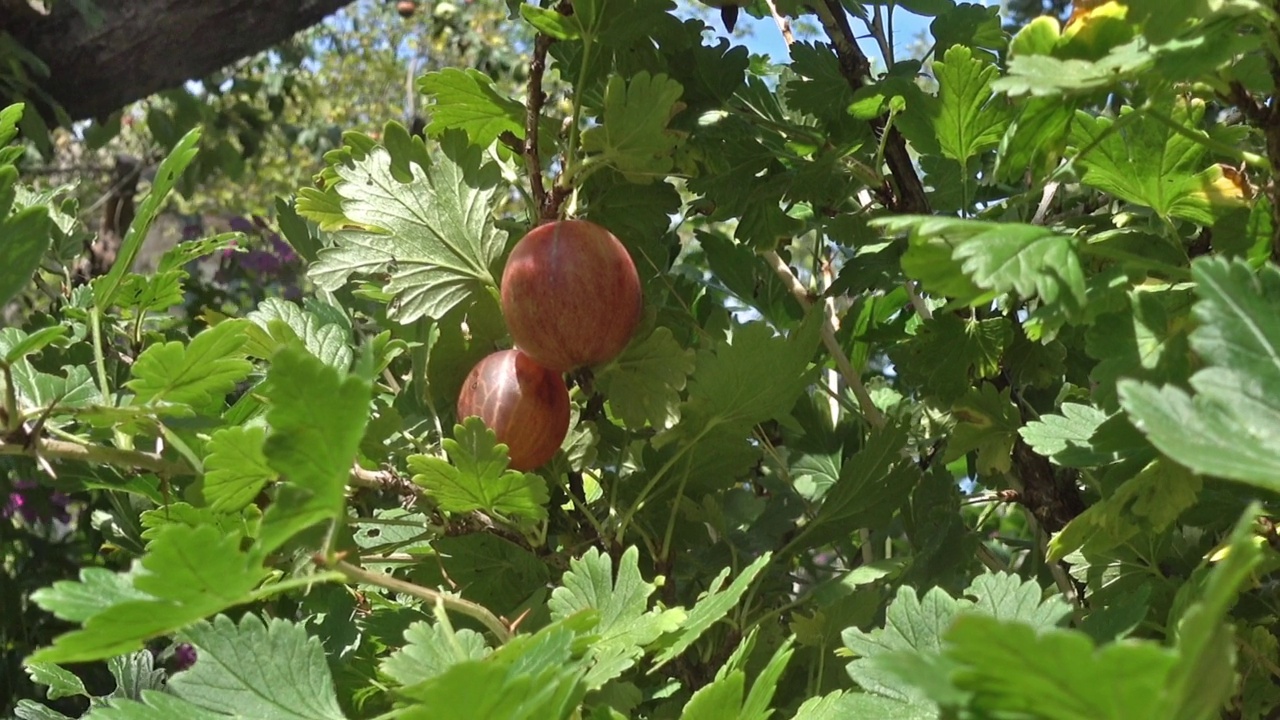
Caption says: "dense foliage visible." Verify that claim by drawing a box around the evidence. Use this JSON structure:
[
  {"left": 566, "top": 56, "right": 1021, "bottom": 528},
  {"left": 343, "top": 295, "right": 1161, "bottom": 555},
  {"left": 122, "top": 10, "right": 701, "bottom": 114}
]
[{"left": 7, "top": 0, "right": 1280, "bottom": 718}]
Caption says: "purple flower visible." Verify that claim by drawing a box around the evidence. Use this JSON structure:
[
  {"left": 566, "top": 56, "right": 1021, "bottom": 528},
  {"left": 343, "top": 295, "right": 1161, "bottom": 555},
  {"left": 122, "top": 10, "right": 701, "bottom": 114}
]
[
  {"left": 227, "top": 216, "right": 255, "bottom": 233},
  {"left": 240, "top": 249, "right": 282, "bottom": 275},
  {"left": 2, "top": 479, "right": 72, "bottom": 524},
  {"left": 270, "top": 236, "right": 299, "bottom": 264}
]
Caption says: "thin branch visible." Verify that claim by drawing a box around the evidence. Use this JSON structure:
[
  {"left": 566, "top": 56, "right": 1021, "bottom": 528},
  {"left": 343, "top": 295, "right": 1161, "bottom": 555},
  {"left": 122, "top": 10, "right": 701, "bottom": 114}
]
[
  {"left": 866, "top": 3, "right": 893, "bottom": 69},
  {"left": 0, "top": 436, "right": 190, "bottom": 476},
  {"left": 1032, "top": 181, "right": 1061, "bottom": 226},
  {"left": 3, "top": 432, "right": 428, "bottom": 503},
  {"left": 773, "top": 0, "right": 931, "bottom": 321},
  {"left": 523, "top": 32, "right": 555, "bottom": 219},
  {"left": 323, "top": 557, "right": 512, "bottom": 643},
  {"left": 762, "top": 250, "right": 885, "bottom": 429},
  {"left": 348, "top": 464, "right": 424, "bottom": 497},
  {"left": 762, "top": 0, "right": 794, "bottom": 45},
  {"left": 810, "top": 0, "right": 928, "bottom": 214}
]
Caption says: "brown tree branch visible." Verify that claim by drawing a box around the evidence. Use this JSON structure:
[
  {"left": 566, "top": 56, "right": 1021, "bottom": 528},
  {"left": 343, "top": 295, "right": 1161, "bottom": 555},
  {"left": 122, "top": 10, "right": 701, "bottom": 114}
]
[
  {"left": 4, "top": 0, "right": 357, "bottom": 122},
  {"left": 811, "top": 0, "right": 929, "bottom": 214},
  {"left": 523, "top": 32, "right": 555, "bottom": 219}
]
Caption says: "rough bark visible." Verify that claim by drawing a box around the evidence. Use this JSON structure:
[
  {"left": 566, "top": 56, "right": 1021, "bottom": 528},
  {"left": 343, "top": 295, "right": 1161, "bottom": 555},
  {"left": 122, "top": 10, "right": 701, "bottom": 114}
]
[{"left": 2, "top": 0, "right": 356, "bottom": 122}]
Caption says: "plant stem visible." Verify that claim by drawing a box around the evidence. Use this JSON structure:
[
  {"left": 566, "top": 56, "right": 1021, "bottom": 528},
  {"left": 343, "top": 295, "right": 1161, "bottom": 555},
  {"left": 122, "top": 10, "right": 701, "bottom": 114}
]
[
  {"left": 325, "top": 557, "right": 512, "bottom": 643},
  {"left": 761, "top": 250, "right": 884, "bottom": 429},
  {"left": 559, "top": 39, "right": 593, "bottom": 200},
  {"left": 0, "top": 437, "right": 189, "bottom": 475},
  {"left": 2, "top": 364, "right": 19, "bottom": 433},
  {"left": 523, "top": 32, "right": 555, "bottom": 218}
]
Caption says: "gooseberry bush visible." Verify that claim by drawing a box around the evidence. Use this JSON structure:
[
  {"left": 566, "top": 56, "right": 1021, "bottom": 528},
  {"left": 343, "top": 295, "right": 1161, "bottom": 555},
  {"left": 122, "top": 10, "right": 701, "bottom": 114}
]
[{"left": 9, "top": 0, "right": 1280, "bottom": 717}]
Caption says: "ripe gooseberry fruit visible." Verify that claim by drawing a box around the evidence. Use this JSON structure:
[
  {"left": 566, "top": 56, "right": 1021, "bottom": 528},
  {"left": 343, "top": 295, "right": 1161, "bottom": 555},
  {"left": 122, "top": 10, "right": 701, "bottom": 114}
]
[
  {"left": 396, "top": 0, "right": 417, "bottom": 18},
  {"left": 456, "top": 349, "right": 570, "bottom": 471},
  {"left": 500, "top": 220, "right": 642, "bottom": 372}
]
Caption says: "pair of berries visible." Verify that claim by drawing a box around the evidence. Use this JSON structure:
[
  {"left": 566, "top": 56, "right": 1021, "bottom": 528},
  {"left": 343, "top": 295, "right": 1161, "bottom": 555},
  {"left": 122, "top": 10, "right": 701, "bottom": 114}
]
[{"left": 457, "top": 220, "right": 641, "bottom": 470}]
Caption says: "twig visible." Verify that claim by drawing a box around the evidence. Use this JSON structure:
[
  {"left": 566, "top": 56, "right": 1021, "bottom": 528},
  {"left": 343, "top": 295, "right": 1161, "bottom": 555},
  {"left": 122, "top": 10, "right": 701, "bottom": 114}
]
[
  {"left": 810, "top": 0, "right": 928, "bottom": 214},
  {"left": 2, "top": 432, "right": 427, "bottom": 503},
  {"left": 1032, "top": 181, "right": 1060, "bottom": 225},
  {"left": 523, "top": 33, "right": 555, "bottom": 219},
  {"left": 0, "top": 436, "right": 190, "bottom": 476},
  {"left": 762, "top": 250, "right": 885, "bottom": 429},
  {"left": 770, "top": 0, "right": 931, "bottom": 321},
  {"left": 866, "top": 3, "right": 893, "bottom": 69},
  {"left": 762, "top": 0, "right": 794, "bottom": 45},
  {"left": 1239, "top": 635, "right": 1280, "bottom": 681},
  {"left": 349, "top": 464, "right": 424, "bottom": 497},
  {"left": 323, "top": 557, "right": 512, "bottom": 643}
]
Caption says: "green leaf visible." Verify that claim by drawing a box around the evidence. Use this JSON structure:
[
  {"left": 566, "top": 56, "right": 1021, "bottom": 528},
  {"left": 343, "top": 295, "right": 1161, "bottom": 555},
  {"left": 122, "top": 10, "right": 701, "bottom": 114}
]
[
  {"left": 789, "top": 424, "right": 919, "bottom": 552},
  {"left": 0, "top": 205, "right": 53, "bottom": 308},
  {"left": 398, "top": 619, "right": 590, "bottom": 720},
  {"left": 245, "top": 297, "right": 353, "bottom": 369},
  {"left": 81, "top": 692, "right": 224, "bottom": 720},
  {"left": 843, "top": 571, "right": 1070, "bottom": 709},
  {"left": 897, "top": 45, "right": 1010, "bottom": 166},
  {"left": 408, "top": 418, "right": 550, "bottom": 523},
  {"left": 419, "top": 68, "right": 529, "bottom": 147},
  {"left": 594, "top": 326, "right": 695, "bottom": 430},
  {"left": 139, "top": 502, "right": 258, "bottom": 548},
  {"left": 581, "top": 71, "right": 685, "bottom": 182},
  {"left": 24, "top": 662, "right": 88, "bottom": 700},
  {"left": 944, "top": 616, "right": 1177, "bottom": 720},
  {"left": 520, "top": 4, "right": 581, "bottom": 39},
  {"left": 116, "top": 271, "right": 186, "bottom": 315},
  {"left": 943, "top": 383, "right": 1020, "bottom": 475},
  {"left": 651, "top": 553, "right": 772, "bottom": 670},
  {"left": 166, "top": 614, "right": 346, "bottom": 720},
  {"left": 15, "top": 699, "right": 75, "bottom": 720},
  {"left": 992, "top": 41, "right": 1153, "bottom": 97},
  {"left": 1049, "top": 457, "right": 1200, "bottom": 562},
  {"left": 309, "top": 143, "right": 506, "bottom": 323},
  {"left": 258, "top": 345, "right": 372, "bottom": 555},
  {"left": 1019, "top": 403, "right": 1112, "bottom": 467},
  {"left": 548, "top": 546, "right": 684, "bottom": 689},
  {"left": 1164, "top": 504, "right": 1267, "bottom": 720},
  {"left": 898, "top": 0, "right": 955, "bottom": 15},
  {"left": 275, "top": 197, "right": 322, "bottom": 265},
  {"left": 201, "top": 425, "right": 275, "bottom": 512},
  {"left": 106, "top": 650, "right": 166, "bottom": 701},
  {"left": 1071, "top": 99, "right": 1228, "bottom": 224},
  {"left": 0, "top": 103, "right": 24, "bottom": 145},
  {"left": 963, "top": 573, "right": 1072, "bottom": 630},
  {"left": 295, "top": 186, "right": 346, "bottom": 232},
  {"left": 698, "top": 231, "right": 806, "bottom": 326},
  {"left": 842, "top": 584, "right": 959, "bottom": 705},
  {"left": 94, "top": 127, "right": 201, "bottom": 309},
  {"left": 889, "top": 314, "right": 1012, "bottom": 405},
  {"left": 678, "top": 312, "right": 822, "bottom": 433},
  {"left": 1, "top": 325, "right": 67, "bottom": 365},
  {"left": 784, "top": 43, "right": 859, "bottom": 129},
  {"left": 790, "top": 691, "right": 936, "bottom": 720},
  {"left": 382, "top": 620, "right": 492, "bottom": 687},
  {"left": 29, "top": 567, "right": 149, "bottom": 623},
  {"left": 125, "top": 319, "right": 253, "bottom": 408},
  {"left": 681, "top": 670, "right": 745, "bottom": 720},
  {"left": 1119, "top": 258, "right": 1280, "bottom": 489},
  {"left": 741, "top": 638, "right": 795, "bottom": 720},
  {"left": 882, "top": 216, "right": 1085, "bottom": 315},
  {"left": 413, "top": 534, "right": 550, "bottom": 616},
  {"left": 995, "top": 95, "right": 1074, "bottom": 184},
  {"left": 28, "top": 524, "right": 269, "bottom": 663}
]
